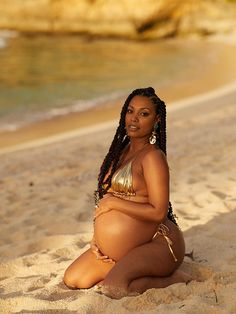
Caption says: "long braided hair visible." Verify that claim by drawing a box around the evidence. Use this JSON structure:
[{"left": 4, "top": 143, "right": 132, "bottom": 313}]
[{"left": 94, "top": 87, "right": 178, "bottom": 225}]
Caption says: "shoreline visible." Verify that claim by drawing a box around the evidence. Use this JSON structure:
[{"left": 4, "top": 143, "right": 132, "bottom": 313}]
[
  {"left": 0, "top": 78, "right": 236, "bottom": 156},
  {"left": 1, "top": 35, "right": 236, "bottom": 153}
]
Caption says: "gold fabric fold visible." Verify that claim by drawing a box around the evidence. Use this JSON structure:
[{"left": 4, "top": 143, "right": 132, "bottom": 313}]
[{"left": 111, "top": 160, "right": 136, "bottom": 197}]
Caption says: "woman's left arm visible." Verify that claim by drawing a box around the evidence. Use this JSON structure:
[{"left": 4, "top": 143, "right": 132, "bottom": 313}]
[{"left": 96, "top": 149, "right": 169, "bottom": 224}]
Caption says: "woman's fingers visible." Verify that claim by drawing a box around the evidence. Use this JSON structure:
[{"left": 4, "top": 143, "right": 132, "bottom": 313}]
[
  {"left": 103, "top": 258, "right": 116, "bottom": 264},
  {"left": 95, "top": 254, "right": 108, "bottom": 260},
  {"left": 93, "top": 251, "right": 102, "bottom": 259},
  {"left": 90, "top": 238, "right": 115, "bottom": 264},
  {"left": 98, "top": 256, "right": 115, "bottom": 264},
  {"left": 94, "top": 212, "right": 103, "bottom": 219},
  {"left": 98, "top": 255, "right": 109, "bottom": 260},
  {"left": 91, "top": 245, "right": 106, "bottom": 259},
  {"left": 93, "top": 250, "right": 115, "bottom": 263},
  {"left": 91, "top": 244, "right": 99, "bottom": 252}
]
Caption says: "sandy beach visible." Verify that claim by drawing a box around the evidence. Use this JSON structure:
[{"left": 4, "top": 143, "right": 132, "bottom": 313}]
[
  {"left": 0, "top": 69, "right": 236, "bottom": 313},
  {"left": 1, "top": 32, "right": 236, "bottom": 313}
]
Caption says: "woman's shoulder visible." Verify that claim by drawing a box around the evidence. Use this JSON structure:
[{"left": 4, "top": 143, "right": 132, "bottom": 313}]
[
  {"left": 141, "top": 145, "right": 168, "bottom": 168},
  {"left": 142, "top": 145, "right": 166, "bottom": 159}
]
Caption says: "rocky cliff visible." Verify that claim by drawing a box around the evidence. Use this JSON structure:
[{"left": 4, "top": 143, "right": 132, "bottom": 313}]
[{"left": 0, "top": 0, "right": 235, "bottom": 39}]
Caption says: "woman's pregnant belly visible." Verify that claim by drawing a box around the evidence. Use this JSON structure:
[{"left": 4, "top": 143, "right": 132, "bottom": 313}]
[{"left": 94, "top": 209, "right": 157, "bottom": 261}]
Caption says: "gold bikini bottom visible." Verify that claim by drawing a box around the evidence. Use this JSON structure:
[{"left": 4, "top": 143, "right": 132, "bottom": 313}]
[{"left": 152, "top": 223, "right": 178, "bottom": 262}]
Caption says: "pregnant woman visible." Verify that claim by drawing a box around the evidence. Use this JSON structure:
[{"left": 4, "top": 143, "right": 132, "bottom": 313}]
[{"left": 63, "top": 87, "right": 190, "bottom": 299}]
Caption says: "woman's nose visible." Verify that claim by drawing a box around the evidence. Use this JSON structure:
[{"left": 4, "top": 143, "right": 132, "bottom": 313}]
[{"left": 131, "top": 113, "right": 138, "bottom": 122}]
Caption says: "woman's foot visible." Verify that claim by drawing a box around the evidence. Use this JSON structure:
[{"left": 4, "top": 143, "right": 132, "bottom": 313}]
[
  {"left": 94, "top": 284, "right": 129, "bottom": 299},
  {"left": 167, "top": 269, "right": 193, "bottom": 285},
  {"left": 94, "top": 279, "right": 133, "bottom": 299},
  {"left": 94, "top": 270, "right": 193, "bottom": 299},
  {"left": 128, "top": 270, "right": 193, "bottom": 294}
]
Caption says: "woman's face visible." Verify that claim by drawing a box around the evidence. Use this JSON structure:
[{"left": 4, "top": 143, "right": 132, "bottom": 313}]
[{"left": 125, "top": 95, "right": 159, "bottom": 139}]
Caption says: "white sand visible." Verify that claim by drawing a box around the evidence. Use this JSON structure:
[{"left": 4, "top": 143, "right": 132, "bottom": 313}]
[{"left": 0, "top": 79, "right": 236, "bottom": 313}]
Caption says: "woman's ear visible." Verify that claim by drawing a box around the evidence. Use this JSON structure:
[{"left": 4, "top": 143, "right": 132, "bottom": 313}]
[{"left": 155, "top": 114, "right": 160, "bottom": 124}]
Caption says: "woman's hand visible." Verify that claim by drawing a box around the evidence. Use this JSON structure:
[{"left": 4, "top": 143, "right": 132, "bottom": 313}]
[
  {"left": 90, "top": 237, "right": 115, "bottom": 264},
  {"left": 94, "top": 193, "right": 114, "bottom": 219}
]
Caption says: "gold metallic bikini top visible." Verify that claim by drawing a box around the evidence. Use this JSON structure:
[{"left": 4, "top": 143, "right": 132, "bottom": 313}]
[{"left": 111, "top": 159, "right": 136, "bottom": 198}]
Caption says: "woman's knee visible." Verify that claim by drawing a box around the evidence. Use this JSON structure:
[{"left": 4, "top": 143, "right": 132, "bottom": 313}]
[
  {"left": 63, "top": 267, "right": 91, "bottom": 289},
  {"left": 63, "top": 268, "right": 77, "bottom": 289}
]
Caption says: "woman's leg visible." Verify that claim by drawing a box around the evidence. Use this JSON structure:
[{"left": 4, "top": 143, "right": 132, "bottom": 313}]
[
  {"left": 127, "top": 270, "right": 192, "bottom": 294},
  {"left": 98, "top": 225, "right": 187, "bottom": 298},
  {"left": 63, "top": 248, "right": 115, "bottom": 289}
]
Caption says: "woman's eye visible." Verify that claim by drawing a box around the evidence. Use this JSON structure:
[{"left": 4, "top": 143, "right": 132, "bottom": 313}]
[
  {"left": 126, "top": 109, "right": 149, "bottom": 116},
  {"left": 140, "top": 112, "right": 149, "bottom": 117}
]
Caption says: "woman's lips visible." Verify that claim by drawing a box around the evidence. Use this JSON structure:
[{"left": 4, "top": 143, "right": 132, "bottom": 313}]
[{"left": 128, "top": 125, "right": 139, "bottom": 131}]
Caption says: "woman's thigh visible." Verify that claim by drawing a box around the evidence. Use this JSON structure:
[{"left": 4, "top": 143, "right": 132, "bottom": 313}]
[
  {"left": 104, "top": 240, "right": 177, "bottom": 284},
  {"left": 103, "top": 223, "right": 185, "bottom": 285},
  {"left": 63, "top": 248, "right": 115, "bottom": 289}
]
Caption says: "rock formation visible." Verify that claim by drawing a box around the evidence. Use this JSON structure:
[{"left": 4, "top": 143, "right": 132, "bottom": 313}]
[{"left": 0, "top": 0, "right": 235, "bottom": 39}]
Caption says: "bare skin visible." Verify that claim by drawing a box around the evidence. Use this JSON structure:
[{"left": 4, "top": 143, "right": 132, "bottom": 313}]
[{"left": 63, "top": 96, "right": 190, "bottom": 298}]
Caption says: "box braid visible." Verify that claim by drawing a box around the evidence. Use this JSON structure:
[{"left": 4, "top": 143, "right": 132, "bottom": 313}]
[{"left": 94, "top": 87, "right": 178, "bottom": 225}]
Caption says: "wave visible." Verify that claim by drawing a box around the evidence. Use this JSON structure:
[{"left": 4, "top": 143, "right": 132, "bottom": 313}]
[{"left": 0, "top": 90, "right": 126, "bottom": 132}]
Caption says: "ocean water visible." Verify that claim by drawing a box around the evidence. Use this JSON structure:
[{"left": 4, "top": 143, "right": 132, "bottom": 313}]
[{"left": 0, "top": 32, "right": 219, "bottom": 131}]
